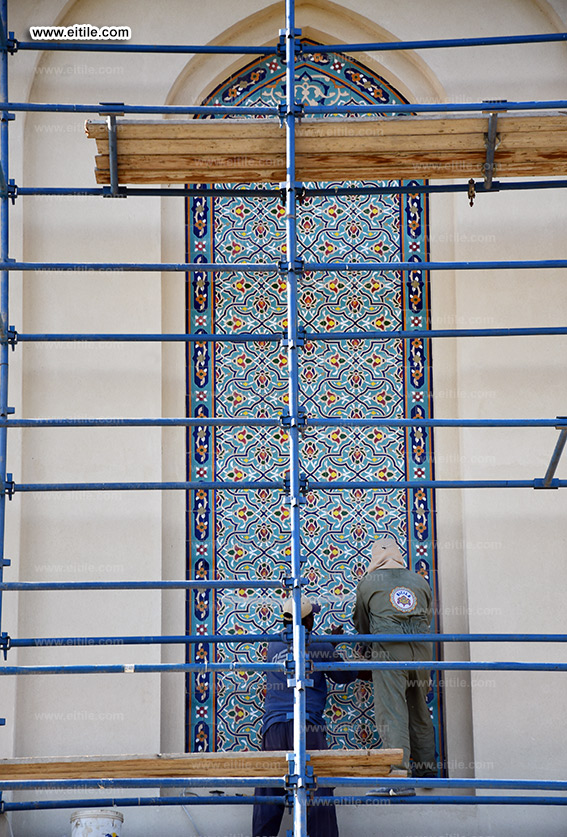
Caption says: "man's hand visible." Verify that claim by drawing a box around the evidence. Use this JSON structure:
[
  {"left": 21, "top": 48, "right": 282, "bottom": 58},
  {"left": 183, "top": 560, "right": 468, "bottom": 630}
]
[{"left": 328, "top": 624, "right": 345, "bottom": 647}]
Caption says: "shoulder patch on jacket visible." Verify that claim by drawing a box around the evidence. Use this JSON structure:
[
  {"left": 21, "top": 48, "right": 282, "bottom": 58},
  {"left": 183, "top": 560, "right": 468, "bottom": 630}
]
[{"left": 389, "top": 586, "right": 417, "bottom": 613}]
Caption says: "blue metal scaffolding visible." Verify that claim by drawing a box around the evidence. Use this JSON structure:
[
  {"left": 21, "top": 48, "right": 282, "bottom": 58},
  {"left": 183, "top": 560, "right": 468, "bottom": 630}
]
[{"left": 1, "top": 0, "right": 567, "bottom": 832}]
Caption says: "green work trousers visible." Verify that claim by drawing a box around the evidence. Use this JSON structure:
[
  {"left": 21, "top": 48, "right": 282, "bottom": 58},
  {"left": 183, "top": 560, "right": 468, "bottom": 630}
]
[{"left": 371, "top": 641, "right": 437, "bottom": 776}]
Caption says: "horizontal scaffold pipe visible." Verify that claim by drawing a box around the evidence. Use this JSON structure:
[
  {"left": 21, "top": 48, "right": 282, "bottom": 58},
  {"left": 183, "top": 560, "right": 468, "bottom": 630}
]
[
  {"left": 9, "top": 632, "right": 567, "bottom": 646},
  {"left": 9, "top": 326, "right": 567, "bottom": 344},
  {"left": 8, "top": 480, "right": 284, "bottom": 492},
  {"left": 303, "top": 99, "right": 567, "bottom": 115},
  {"left": 0, "top": 778, "right": 284, "bottom": 791},
  {"left": 6, "top": 478, "right": 567, "bottom": 492},
  {"left": 304, "top": 181, "right": 567, "bottom": 197},
  {"left": 4, "top": 102, "right": 278, "bottom": 116},
  {"left": 0, "top": 580, "right": 284, "bottom": 591},
  {"left": 300, "top": 33, "right": 567, "bottom": 53},
  {"left": 308, "top": 479, "right": 567, "bottom": 489},
  {"left": 2, "top": 416, "right": 567, "bottom": 430},
  {"left": 1, "top": 777, "right": 566, "bottom": 793},
  {"left": 5, "top": 99, "right": 567, "bottom": 115},
  {"left": 12, "top": 32, "right": 567, "bottom": 55},
  {"left": 15, "top": 41, "right": 278, "bottom": 55},
  {"left": 319, "top": 778, "right": 567, "bottom": 792},
  {"left": 2, "top": 661, "right": 567, "bottom": 676},
  {"left": 1, "top": 795, "right": 284, "bottom": 813},
  {"left": 14, "top": 332, "right": 283, "bottom": 343},
  {"left": 2, "top": 258, "right": 567, "bottom": 273},
  {"left": 315, "top": 632, "right": 567, "bottom": 643},
  {"left": 3, "top": 794, "right": 566, "bottom": 811},
  {"left": 11, "top": 632, "right": 282, "bottom": 646},
  {"left": 0, "top": 662, "right": 286, "bottom": 675},
  {"left": 315, "top": 661, "right": 567, "bottom": 672},
  {"left": 309, "top": 418, "right": 567, "bottom": 428},
  {"left": 307, "top": 327, "right": 567, "bottom": 340},
  {"left": 14, "top": 181, "right": 567, "bottom": 199},
  {"left": 0, "top": 260, "right": 279, "bottom": 272},
  {"left": 0, "top": 417, "right": 281, "bottom": 428},
  {"left": 314, "top": 795, "right": 567, "bottom": 806},
  {"left": 16, "top": 186, "right": 280, "bottom": 198}
]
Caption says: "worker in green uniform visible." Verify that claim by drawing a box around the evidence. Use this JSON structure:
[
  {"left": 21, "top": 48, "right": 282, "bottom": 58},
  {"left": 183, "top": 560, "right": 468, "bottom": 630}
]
[{"left": 353, "top": 536, "right": 437, "bottom": 794}]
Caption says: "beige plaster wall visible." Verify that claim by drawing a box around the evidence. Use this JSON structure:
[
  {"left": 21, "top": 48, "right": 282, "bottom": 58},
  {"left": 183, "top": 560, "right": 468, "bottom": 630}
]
[{"left": 1, "top": 0, "right": 566, "bottom": 834}]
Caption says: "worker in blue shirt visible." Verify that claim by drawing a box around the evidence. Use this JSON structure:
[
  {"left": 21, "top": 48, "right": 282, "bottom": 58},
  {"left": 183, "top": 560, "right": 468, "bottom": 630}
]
[{"left": 252, "top": 594, "right": 359, "bottom": 837}]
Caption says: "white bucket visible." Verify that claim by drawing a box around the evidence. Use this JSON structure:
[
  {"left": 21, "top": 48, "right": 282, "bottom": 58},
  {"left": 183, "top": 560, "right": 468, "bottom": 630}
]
[{"left": 70, "top": 808, "right": 124, "bottom": 836}]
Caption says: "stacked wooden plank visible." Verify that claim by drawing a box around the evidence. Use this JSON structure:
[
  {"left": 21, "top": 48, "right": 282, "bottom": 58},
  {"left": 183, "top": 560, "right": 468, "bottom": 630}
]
[
  {"left": 0, "top": 749, "right": 404, "bottom": 780},
  {"left": 85, "top": 114, "right": 567, "bottom": 183}
]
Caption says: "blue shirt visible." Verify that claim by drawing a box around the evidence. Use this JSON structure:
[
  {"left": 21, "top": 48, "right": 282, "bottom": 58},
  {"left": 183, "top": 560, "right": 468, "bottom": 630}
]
[{"left": 262, "top": 639, "right": 356, "bottom": 734}]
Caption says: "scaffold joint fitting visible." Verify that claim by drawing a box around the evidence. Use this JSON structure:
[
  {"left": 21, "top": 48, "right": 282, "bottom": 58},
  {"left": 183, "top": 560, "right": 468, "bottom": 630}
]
[
  {"left": 98, "top": 101, "right": 125, "bottom": 117},
  {"left": 7, "top": 327, "right": 18, "bottom": 350},
  {"left": 276, "top": 29, "right": 302, "bottom": 61},
  {"left": 4, "top": 473, "right": 15, "bottom": 500},
  {"left": 280, "top": 325, "right": 306, "bottom": 350},
  {"left": 286, "top": 753, "right": 315, "bottom": 791},
  {"left": 278, "top": 257, "right": 304, "bottom": 275},
  {"left": 7, "top": 180, "right": 17, "bottom": 204},
  {"left": 277, "top": 101, "right": 305, "bottom": 122},
  {"left": 6, "top": 32, "right": 19, "bottom": 54},
  {"left": 534, "top": 478, "right": 560, "bottom": 489},
  {"left": 280, "top": 407, "right": 307, "bottom": 428},
  {"left": 0, "top": 632, "right": 10, "bottom": 660}
]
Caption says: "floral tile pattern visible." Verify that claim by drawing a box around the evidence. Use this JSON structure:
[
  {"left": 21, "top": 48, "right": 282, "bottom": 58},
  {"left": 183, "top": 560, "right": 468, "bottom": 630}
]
[{"left": 186, "top": 45, "right": 443, "bottom": 767}]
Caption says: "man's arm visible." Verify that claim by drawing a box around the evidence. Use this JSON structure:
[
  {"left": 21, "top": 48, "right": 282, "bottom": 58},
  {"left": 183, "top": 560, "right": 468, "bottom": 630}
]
[
  {"left": 314, "top": 642, "right": 357, "bottom": 685},
  {"left": 353, "top": 582, "right": 370, "bottom": 635}
]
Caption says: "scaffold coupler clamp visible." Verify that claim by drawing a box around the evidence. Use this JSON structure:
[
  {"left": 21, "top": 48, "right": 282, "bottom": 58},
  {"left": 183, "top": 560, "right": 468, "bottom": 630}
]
[
  {"left": 467, "top": 178, "right": 476, "bottom": 207},
  {"left": 7, "top": 180, "right": 17, "bottom": 205},
  {"left": 4, "top": 31, "right": 19, "bottom": 54},
  {"left": 278, "top": 256, "right": 304, "bottom": 276},
  {"left": 7, "top": 326, "right": 18, "bottom": 351},
  {"left": 3, "top": 472, "right": 15, "bottom": 500},
  {"left": 0, "top": 631, "right": 10, "bottom": 660},
  {"left": 285, "top": 752, "right": 315, "bottom": 808},
  {"left": 276, "top": 28, "right": 302, "bottom": 64},
  {"left": 277, "top": 100, "right": 305, "bottom": 126},
  {"left": 281, "top": 467, "right": 308, "bottom": 505},
  {"left": 280, "top": 323, "right": 305, "bottom": 350}
]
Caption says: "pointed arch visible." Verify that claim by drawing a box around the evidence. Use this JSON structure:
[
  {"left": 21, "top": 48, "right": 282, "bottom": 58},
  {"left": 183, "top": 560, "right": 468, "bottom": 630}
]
[{"left": 183, "top": 44, "right": 444, "bottom": 770}]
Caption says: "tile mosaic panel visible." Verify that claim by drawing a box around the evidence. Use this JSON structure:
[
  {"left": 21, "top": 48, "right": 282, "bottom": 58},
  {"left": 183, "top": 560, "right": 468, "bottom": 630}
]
[{"left": 185, "top": 45, "right": 443, "bottom": 767}]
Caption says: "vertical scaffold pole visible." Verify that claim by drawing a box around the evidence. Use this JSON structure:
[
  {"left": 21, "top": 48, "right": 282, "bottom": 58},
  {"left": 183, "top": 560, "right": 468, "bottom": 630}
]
[
  {"left": 0, "top": 0, "right": 9, "bottom": 647},
  {"left": 283, "top": 1, "right": 307, "bottom": 835}
]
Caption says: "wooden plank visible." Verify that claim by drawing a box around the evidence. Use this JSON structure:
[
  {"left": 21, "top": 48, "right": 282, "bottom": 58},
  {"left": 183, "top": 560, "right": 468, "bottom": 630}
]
[
  {"left": 0, "top": 749, "right": 404, "bottom": 780},
  {"left": 85, "top": 114, "right": 567, "bottom": 142},
  {"left": 92, "top": 129, "right": 567, "bottom": 159},
  {"left": 93, "top": 148, "right": 567, "bottom": 184},
  {"left": 94, "top": 134, "right": 492, "bottom": 155},
  {"left": 85, "top": 113, "right": 567, "bottom": 183}
]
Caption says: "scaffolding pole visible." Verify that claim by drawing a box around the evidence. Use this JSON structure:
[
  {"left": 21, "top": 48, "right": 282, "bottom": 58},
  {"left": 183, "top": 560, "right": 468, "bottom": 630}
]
[
  {"left": 1, "top": 5, "right": 567, "bottom": 832},
  {"left": 282, "top": 5, "right": 309, "bottom": 833},
  {"left": 0, "top": 0, "right": 9, "bottom": 695}
]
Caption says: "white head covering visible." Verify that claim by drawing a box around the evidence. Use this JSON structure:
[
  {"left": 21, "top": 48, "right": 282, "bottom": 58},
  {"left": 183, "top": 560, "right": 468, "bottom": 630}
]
[
  {"left": 365, "top": 537, "right": 406, "bottom": 574},
  {"left": 281, "top": 594, "right": 320, "bottom": 619}
]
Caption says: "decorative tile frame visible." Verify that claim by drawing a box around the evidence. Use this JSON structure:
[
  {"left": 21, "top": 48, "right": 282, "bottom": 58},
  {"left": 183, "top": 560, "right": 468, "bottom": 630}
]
[{"left": 185, "top": 45, "right": 443, "bottom": 767}]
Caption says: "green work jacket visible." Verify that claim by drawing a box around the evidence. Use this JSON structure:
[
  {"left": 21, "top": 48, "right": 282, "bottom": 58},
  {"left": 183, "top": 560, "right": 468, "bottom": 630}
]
[{"left": 353, "top": 568, "right": 433, "bottom": 663}]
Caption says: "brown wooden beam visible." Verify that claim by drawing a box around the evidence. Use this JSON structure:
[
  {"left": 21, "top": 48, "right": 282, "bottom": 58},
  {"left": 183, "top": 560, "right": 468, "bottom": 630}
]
[
  {"left": 85, "top": 114, "right": 567, "bottom": 184},
  {"left": 0, "top": 749, "right": 404, "bottom": 780}
]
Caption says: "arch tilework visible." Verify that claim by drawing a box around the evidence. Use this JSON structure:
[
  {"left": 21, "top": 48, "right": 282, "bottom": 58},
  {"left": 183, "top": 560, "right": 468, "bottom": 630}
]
[{"left": 185, "top": 45, "right": 443, "bottom": 768}]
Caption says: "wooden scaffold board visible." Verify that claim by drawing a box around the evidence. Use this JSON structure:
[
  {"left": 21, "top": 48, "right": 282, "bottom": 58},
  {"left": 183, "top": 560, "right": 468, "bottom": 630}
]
[
  {"left": 85, "top": 113, "right": 567, "bottom": 184},
  {"left": 0, "top": 749, "right": 404, "bottom": 780}
]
